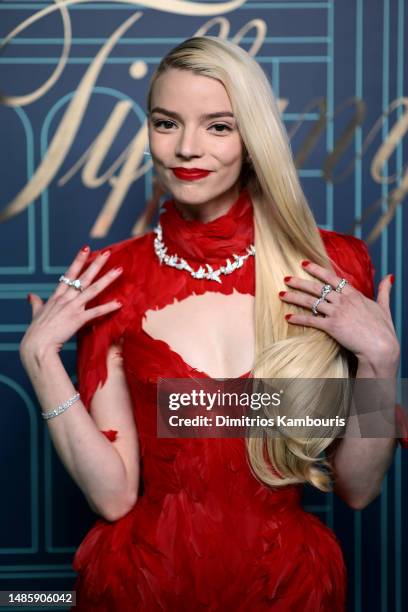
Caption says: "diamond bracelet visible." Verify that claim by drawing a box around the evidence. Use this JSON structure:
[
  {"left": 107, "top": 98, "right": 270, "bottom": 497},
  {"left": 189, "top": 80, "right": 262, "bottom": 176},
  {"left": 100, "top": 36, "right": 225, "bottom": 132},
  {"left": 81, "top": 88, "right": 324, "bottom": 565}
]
[{"left": 41, "top": 392, "right": 81, "bottom": 420}]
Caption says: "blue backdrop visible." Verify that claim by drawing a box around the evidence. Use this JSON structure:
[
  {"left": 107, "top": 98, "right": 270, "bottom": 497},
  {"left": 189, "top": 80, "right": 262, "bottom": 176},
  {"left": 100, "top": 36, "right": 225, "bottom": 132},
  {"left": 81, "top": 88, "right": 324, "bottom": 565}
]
[{"left": 0, "top": 1, "right": 407, "bottom": 611}]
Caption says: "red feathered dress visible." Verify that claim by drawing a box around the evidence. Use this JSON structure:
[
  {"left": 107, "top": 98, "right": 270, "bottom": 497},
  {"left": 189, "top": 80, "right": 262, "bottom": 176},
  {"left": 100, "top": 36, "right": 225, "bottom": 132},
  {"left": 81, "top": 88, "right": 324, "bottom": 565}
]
[{"left": 72, "top": 187, "right": 408, "bottom": 611}]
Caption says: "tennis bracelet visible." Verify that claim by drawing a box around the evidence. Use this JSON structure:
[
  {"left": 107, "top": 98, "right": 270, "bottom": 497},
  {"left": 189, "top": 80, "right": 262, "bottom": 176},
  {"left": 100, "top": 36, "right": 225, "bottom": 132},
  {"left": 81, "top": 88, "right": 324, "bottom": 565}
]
[{"left": 41, "top": 392, "right": 81, "bottom": 420}]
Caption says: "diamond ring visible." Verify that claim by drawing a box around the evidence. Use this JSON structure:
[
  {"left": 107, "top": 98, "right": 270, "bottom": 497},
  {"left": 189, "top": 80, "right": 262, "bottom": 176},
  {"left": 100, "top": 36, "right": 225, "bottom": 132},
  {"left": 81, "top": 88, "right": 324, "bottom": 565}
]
[{"left": 58, "top": 275, "right": 84, "bottom": 292}]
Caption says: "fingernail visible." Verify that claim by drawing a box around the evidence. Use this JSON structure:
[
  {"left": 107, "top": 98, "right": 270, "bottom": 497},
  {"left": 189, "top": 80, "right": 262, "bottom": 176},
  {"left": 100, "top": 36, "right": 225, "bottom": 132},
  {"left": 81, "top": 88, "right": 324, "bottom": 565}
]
[
  {"left": 102, "top": 249, "right": 111, "bottom": 257},
  {"left": 284, "top": 276, "right": 292, "bottom": 283},
  {"left": 285, "top": 314, "right": 292, "bottom": 321},
  {"left": 27, "top": 293, "right": 31, "bottom": 303},
  {"left": 390, "top": 274, "right": 395, "bottom": 285},
  {"left": 115, "top": 300, "right": 123, "bottom": 307},
  {"left": 279, "top": 291, "right": 286, "bottom": 297},
  {"left": 81, "top": 245, "right": 90, "bottom": 252},
  {"left": 301, "top": 260, "right": 310, "bottom": 267}
]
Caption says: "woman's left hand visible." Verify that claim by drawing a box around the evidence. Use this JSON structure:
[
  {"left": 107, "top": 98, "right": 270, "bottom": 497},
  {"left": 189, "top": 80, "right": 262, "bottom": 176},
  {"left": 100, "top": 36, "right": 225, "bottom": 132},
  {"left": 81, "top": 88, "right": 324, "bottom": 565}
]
[{"left": 280, "top": 260, "right": 400, "bottom": 368}]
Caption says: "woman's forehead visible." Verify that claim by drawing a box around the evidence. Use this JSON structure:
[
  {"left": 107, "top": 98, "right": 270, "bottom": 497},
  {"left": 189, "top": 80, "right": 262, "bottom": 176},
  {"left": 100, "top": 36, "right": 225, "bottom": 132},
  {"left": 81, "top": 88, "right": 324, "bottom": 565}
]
[{"left": 151, "top": 69, "right": 231, "bottom": 111}]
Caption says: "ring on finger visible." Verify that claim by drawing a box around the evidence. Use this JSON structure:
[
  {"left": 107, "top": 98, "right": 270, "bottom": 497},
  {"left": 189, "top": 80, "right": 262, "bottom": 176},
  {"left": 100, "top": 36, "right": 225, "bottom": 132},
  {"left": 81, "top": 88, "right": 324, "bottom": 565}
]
[
  {"left": 311, "top": 283, "right": 332, "bottom": 315},
  {"left": 320, "top": 283, "right": 333, "bottom": 300},
  {"left": 311, "top": 297, "right": 326, "bottom": 316},
  {"left": 335, "top": 278, "right": 348, "bottom": 293},
  {"left": 58, "top": 274, "right": 84, "bottom": 292}
]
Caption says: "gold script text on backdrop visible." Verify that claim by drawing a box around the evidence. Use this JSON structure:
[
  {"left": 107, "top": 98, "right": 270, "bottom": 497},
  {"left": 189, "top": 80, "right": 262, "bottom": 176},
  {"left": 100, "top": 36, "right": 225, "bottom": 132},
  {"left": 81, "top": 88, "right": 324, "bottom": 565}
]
[{"left": 0, "top": 0, "right": 406, "bottom": 244}]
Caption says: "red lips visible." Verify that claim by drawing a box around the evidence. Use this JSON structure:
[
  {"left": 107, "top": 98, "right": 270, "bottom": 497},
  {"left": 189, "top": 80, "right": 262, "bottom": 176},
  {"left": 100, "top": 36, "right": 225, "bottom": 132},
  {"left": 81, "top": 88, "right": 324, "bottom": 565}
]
[{"left": 171, "top": 168, "right": 211, "bottom": 181}]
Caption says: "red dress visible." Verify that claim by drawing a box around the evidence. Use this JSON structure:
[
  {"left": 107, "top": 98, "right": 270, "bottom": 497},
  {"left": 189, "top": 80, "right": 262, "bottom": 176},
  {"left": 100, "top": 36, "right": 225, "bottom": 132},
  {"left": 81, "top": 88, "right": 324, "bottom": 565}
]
[{"left": 72, "top": 187, "right": 407, "bottom": 611}]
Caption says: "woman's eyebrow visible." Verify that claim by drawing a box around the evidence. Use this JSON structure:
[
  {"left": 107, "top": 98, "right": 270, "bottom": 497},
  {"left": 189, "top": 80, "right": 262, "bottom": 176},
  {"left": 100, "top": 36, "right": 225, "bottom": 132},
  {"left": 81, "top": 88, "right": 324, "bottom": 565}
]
[{"left": 150, "top": 106, "right": 235, "bottom": 120}]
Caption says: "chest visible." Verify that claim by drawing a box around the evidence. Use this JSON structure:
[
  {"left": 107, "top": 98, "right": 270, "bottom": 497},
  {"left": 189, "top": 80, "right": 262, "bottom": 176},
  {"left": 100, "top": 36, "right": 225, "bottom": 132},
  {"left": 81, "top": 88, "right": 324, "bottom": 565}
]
[{"left": 142, "top": 289, "right": 255, "bottom": 378}]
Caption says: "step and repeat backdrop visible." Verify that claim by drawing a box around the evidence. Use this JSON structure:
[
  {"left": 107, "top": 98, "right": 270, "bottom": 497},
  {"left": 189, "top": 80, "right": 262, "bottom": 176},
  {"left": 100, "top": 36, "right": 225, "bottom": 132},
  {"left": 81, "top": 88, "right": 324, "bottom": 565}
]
[{"left": 0, "top": 1, "right": 407, "bottom": 611}]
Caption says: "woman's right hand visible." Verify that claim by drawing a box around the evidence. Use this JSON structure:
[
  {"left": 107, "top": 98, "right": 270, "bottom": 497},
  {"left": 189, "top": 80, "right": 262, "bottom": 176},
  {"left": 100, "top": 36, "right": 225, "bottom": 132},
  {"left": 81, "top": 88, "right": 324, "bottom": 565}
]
[{"left": 20, "top": 246, "right": 123, "bottom": 362}]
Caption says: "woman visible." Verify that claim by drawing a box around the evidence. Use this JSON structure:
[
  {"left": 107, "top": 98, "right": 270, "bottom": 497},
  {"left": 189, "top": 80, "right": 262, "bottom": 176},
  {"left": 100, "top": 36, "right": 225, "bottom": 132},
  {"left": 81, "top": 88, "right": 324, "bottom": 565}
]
[{"left": 20, "top": 37, "right": 407, "bottom": 611}]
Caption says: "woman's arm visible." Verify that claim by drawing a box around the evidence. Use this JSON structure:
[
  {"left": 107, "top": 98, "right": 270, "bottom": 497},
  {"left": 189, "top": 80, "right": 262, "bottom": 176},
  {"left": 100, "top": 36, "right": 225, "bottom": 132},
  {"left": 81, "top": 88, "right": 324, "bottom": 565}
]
[
  {"left": 21, "top": 341, "right": 139, "bottom": 522},
  {"left": 327, "top": 356, "right": 399, "bottom": 510},
  {"left": 20, "top": 244, "right": 140, "bottom": 521},
  {"left": 281, "top": 255, "right": 400, "bottom": 510}
]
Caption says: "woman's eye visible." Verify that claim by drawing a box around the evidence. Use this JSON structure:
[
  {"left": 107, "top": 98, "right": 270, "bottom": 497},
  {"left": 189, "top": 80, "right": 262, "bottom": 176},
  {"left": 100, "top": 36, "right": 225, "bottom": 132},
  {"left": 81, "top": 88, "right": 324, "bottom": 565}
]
[
  {"left": 152, "top": 120, "right": 232, "bottom": 133},
  {"left": 210, "top": 124, "right": 232, "bottom": 133},
  {"left": 153, "top": 120, "right": 175, "bottom": 130}
]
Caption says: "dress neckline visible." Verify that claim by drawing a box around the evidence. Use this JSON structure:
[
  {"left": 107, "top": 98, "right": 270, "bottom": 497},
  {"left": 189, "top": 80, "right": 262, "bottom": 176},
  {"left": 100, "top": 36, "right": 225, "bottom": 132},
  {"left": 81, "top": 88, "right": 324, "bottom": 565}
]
[
  {"left": 140, "top": 326, "right": 251, "bottom": 380},
  {"left": 158, "top": 186, "right": 254, "bottom": 264}
]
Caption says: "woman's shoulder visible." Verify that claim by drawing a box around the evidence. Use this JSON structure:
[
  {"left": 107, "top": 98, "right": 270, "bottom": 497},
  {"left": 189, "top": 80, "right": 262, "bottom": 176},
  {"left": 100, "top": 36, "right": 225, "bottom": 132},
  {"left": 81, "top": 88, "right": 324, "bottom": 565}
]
[
  {"left": 318, "top": 227, "right": 375, "bottom": 299},
  {"left": 84, "top": 232, "right": 154, "bottom": 281},
  {"left": 318, "top": 226, "right": 367, "bottom": 253},
  {"left": 86, "top": 232, "right": 152, "bottom": 268},
  {"left": 82, "top": 232, "right": 154, "bottom": 306}
]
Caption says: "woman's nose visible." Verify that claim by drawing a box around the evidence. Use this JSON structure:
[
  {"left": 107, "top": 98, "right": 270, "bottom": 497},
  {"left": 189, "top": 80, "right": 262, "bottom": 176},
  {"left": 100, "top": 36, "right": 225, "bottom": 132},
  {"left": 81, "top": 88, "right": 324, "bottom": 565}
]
[{"left": 175, "top": 127, "right": 203, "bottom": 158}]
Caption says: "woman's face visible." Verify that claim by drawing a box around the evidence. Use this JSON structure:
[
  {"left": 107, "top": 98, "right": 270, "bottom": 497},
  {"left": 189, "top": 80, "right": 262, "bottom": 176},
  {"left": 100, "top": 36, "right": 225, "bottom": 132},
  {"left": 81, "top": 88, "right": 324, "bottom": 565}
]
[{"left": 148, "top": 67, "right": 245, "bottom": 216}]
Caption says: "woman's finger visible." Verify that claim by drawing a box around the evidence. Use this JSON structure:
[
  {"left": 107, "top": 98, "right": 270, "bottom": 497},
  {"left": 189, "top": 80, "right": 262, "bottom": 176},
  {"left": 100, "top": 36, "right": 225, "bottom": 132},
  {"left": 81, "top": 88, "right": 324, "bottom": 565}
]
[
  {"left": 27, "top": 293, "right": 44, "bottom": 318},
  {"left": 376, "top": 274, "right": 394, "bottom": 313},
  {"left": 283, "top": 276, "right": 340, "bottom": 304},
  {"left": 77, "top": 265, "right": 123, "bottom": 307},
  {"left": 82, "top": 298, "right": 123, "bottom": 325},
  {"left": 77, "top": 249, "right": 112, "bottom": 288},
  {"left": 279, "top": 289, "right": 334, "bottom": 316},
  {"left": 285, "top": 312, "right": 329, "bottom": 331},
  {"left": 301, "top": 260, "right": 355, "bottom": 296},
  {"left": 55, "top": 247, "right": 113, "bottom": 300},
  {"left": 54, "top": 245, "right": 95, "bottom": 298}
]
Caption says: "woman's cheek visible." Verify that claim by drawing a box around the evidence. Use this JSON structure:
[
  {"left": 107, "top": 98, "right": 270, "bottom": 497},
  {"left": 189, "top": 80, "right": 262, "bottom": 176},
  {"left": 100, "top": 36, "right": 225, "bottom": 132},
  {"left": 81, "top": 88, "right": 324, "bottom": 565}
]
[{"left": 217, "top": 141, "right": 245, "bottom": 167}]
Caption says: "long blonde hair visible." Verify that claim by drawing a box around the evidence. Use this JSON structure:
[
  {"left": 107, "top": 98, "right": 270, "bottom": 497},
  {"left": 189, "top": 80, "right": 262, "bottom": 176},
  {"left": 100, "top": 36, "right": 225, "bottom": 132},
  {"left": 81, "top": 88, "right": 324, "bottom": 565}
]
[{"left": 146, "top": 36, "right": 351, "bottom": 492}]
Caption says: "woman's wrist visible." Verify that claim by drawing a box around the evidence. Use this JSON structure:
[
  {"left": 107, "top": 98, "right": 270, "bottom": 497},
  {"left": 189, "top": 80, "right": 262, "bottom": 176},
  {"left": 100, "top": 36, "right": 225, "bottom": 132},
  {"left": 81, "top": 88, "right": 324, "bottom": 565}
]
[
  {"left": 356, "top": 354, "right": 399, "bottom": 379},
  {"left": 20, "top": 340, "right": 60, "bottom": 371}
]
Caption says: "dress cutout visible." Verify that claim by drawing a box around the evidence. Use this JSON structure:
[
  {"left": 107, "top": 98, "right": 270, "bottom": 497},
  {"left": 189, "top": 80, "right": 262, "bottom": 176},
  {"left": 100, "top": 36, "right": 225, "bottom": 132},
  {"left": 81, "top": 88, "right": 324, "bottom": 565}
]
[{"left": 72, "top": 187, "right": 407, "bottom": 611}]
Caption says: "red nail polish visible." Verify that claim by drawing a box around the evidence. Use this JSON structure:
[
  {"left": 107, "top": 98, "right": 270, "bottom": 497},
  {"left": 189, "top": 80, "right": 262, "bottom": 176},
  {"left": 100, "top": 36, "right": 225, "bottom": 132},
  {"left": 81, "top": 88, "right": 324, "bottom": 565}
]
[
  {"left": 27, "top": 293, "right": 31, "bottom": 303},
  {"left": 81, "top": 245, "right": 90, "bottom": 252},
  {"left": 284, "top": 276, "right": 292, "bottom": 283},
  {"left": 390, "top": 274, "right": 395, "bottom": 285},
  {"left": 279, "top": 291, "right": 286, "bottom": 297},
  {"left": 301, "top": 260, "right": 310, "bottom": 267},
  {"left": 285, "top": 314, "right": 292, "bottom": 321}
]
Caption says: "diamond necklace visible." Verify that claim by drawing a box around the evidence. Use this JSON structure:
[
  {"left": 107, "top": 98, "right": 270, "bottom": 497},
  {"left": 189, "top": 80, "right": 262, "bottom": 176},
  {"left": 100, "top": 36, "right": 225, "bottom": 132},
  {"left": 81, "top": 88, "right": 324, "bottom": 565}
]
[{"left": 153, "top": 221, "right": 255, "bottom": 284}]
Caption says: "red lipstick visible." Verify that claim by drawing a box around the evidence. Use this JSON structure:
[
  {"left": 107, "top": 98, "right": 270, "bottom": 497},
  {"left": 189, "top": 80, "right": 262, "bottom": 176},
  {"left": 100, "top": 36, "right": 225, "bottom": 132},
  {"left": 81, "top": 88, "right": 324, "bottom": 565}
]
[{"left": 171, "top": 167, "right": 211, "bottom": 181}]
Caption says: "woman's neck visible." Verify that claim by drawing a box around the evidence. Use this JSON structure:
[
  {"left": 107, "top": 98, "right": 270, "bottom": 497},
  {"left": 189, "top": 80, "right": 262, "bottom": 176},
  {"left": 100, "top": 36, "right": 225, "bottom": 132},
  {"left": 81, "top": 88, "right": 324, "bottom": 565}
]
[{"left": 157, "top": 185, "right": 253, "bottom": 264}]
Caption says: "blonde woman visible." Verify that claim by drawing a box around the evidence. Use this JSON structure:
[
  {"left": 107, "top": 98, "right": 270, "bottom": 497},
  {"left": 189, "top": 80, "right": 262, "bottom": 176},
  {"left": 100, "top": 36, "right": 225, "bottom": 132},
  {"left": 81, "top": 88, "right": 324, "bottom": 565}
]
[{"left": 21, "top": 37, "right": 407, "bottom": 611}]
